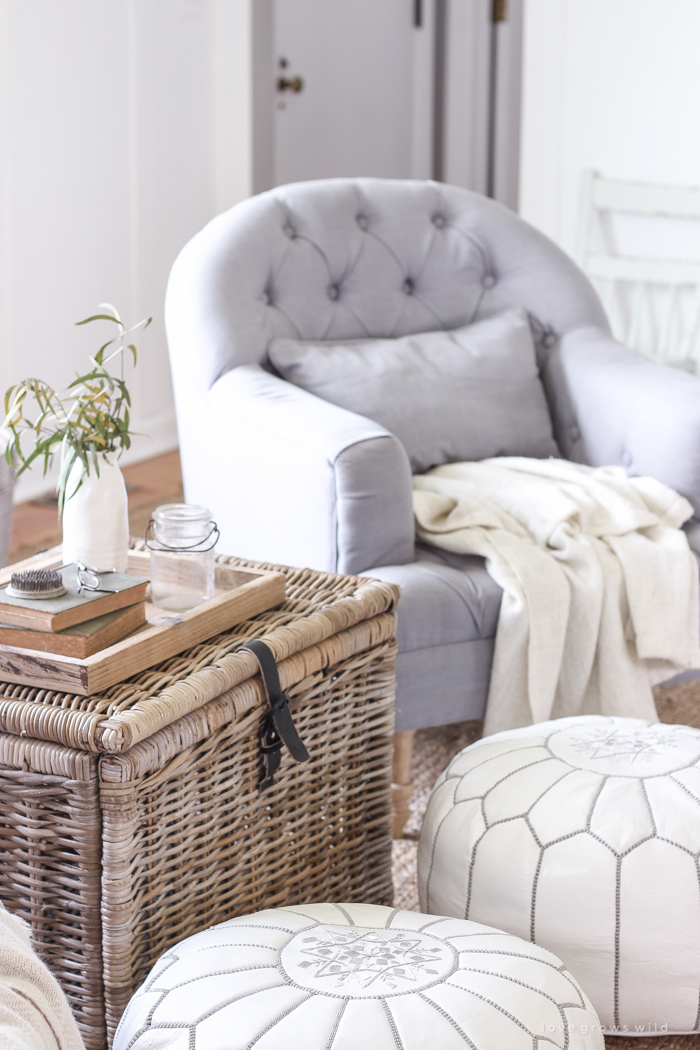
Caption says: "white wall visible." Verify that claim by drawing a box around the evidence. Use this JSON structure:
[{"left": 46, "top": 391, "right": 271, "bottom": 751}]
[
  {"left": 520, "top": 0, "right": 700, "bottom": 256},
  {"left": 0, "top": 0, "right": 252, "bottom": 500}
]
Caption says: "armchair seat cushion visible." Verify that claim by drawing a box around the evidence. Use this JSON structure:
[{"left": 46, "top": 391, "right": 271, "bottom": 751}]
[
  {"left": 365, "top": 537, "right": 700, "bottom": 731},
  {"left": 362, "top": 544, "right": 503, "bottom": 730},
  {"left": 364, "top": 544, "right": 502, "bottom": 650}
]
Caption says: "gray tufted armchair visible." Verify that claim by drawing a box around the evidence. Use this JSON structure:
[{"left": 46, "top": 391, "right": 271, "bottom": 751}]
[{"left": 166, "top": 178, "right": 700, "bottom": 830}]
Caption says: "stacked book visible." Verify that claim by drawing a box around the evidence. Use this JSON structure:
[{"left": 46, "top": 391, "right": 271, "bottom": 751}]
[{"left": 0, "top": 565, "right": 149, "bottom": 657}]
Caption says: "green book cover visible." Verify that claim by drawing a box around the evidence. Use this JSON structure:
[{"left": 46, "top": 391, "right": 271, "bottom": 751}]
[{"left": 1, "top": 564, "right": 148, "bottom": 614}]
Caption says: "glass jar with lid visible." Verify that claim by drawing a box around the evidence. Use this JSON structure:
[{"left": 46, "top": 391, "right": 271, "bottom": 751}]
[{"left": 147, "top": 504, "right": 218, "bottom": 612}]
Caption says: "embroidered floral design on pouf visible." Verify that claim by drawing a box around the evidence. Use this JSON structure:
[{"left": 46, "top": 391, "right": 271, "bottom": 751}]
[{"left": 287, "top": 927, "right": 452, "bottom": 991}]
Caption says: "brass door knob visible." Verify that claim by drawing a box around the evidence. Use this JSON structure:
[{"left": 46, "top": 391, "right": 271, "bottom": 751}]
[{"left": 277, "top": 76, "right": 304, "bottom": 94}]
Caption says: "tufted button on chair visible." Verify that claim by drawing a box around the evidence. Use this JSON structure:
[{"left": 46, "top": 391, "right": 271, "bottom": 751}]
[{"left": 166, "top": 178, "right": 700, "bottom": 834}]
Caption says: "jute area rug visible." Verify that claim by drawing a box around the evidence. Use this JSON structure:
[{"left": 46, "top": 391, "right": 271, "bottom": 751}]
[{"left": 391, "top": 679, "right": 700, "bottom": 1049}]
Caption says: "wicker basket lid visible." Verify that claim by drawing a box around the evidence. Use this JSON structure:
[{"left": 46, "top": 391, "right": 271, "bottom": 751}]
[{"left": 0, "top": 556, "right": 399, "bottom": 754}]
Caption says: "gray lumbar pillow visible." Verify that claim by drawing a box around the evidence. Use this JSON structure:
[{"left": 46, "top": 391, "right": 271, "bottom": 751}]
[{"left": 268, "top": 308, "right": 560, "bottom": 473}]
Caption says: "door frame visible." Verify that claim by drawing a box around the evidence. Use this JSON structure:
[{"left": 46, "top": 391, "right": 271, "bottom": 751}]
[
  {"left": 441, "top": 0, "right": 523, "bottom": 209},
  {"left": 251, "top": 0, "right": 274, "bottom": 194}
]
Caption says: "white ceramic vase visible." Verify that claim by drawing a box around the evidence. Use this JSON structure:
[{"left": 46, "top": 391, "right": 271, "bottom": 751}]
[{"left": 61, "top": 453, "right": 129, "bottom": 572}]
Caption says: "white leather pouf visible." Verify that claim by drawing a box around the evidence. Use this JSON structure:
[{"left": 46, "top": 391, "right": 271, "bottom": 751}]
[
  {"left": 419, "top": 715, "right": 700, "bottom": 1036},
  {"left": 114, "top": 902, "right": 603, "bottom": 1049}
]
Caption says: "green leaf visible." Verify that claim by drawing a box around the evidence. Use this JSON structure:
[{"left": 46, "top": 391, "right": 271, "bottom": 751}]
[
  {"left": 4, "top": 303, "right": 148, "bottom": 483},
  {"left": 98, "top": 302, "right": 122, "bottom": 322},
  {"left": 59, "top": 447, "right": 83, "bottom": 513},
  {"left": 75, "top": 313, "right": 124, "bottom": 327}
]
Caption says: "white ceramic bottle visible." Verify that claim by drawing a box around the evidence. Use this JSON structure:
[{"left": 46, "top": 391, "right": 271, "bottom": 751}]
[{"left": 61, "top": 453, "right": 129, "bottom": 572}]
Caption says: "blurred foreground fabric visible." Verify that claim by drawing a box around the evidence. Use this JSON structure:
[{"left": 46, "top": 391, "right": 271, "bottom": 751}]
[{"left": 0, "top": 904, "right": 84, "bottom": 1050}]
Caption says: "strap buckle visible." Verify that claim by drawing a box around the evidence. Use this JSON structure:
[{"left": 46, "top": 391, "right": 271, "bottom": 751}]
[{"left": 236, "top": 638, "right": 310, "bottom": 791}]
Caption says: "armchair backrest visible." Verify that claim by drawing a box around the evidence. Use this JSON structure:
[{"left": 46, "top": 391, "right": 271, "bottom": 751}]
[{"left": 166, "top": 178, "right": 609, "bottom": 396}]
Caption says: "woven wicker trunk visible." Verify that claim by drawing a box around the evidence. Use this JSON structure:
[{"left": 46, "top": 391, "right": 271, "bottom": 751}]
[{"left": 0, "top": 555, "right": 398, "bottom": 1048}]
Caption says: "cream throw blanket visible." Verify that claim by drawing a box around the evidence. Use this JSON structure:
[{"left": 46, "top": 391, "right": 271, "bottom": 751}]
[
  {"left": 413, "top": 457, "right": 700, "bottom": 735},
  {"left": 0, "top": 904, "right": 84, "bottom": 1050}
]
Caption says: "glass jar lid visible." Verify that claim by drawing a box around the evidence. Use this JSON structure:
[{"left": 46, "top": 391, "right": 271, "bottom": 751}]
[{"left": 151, "top": 504, "right": 216, "bottom": 548}]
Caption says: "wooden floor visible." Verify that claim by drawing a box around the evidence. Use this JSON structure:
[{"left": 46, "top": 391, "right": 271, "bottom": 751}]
[{"left": 8, "top": 450, "right": 184, "bottom": 565}]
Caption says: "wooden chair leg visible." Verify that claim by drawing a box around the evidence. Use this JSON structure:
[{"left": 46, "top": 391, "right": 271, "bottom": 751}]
[{"left": 392, "top": 729, "right": 416, "bottom": 839}]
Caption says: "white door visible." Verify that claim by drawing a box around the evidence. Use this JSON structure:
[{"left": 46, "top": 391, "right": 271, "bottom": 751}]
[{"left": 272, "top": 0, "right": 433, "bottom": 186}]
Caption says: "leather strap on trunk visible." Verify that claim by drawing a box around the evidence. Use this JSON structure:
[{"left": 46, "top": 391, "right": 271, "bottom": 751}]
[{"left": 237, "top": 638, "right": 310, "bottom": 791}]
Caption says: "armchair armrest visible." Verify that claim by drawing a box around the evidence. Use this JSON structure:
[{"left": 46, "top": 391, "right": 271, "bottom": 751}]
[
  {"left": 543, "top": 325, "right": 700, "bottom": 514},
  {"left": 191, "top": 364, "right": 414, "bottom": 573}
]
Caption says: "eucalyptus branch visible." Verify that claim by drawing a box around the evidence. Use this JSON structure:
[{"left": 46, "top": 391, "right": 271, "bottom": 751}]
[{"left": 2, "top": 305, "right": 151, "bottom": 514}]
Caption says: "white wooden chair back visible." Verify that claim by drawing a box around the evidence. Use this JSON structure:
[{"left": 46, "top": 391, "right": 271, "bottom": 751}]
[{"left": 576, "top": 171, "right": 700, "bottom": 371}]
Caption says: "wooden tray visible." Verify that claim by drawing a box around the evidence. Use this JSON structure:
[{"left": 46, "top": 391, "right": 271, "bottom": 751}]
[{"left": 0, "top": 550, "right": 286, "bottom": 695}]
